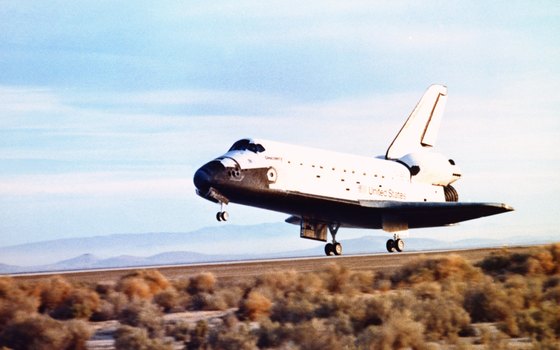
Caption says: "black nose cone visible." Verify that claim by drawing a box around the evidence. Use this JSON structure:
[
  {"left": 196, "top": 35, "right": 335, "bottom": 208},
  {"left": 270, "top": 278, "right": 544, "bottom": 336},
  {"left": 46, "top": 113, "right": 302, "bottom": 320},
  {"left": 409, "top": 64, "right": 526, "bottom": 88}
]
[{"left": 193, "top": 160, "right": 224, "bottom": 192}]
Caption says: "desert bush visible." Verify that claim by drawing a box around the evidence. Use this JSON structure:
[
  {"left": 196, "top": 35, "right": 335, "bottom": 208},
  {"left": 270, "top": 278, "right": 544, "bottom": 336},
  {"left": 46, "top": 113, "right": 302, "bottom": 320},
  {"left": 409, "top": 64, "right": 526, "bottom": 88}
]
[
  {"left": 356, "top": 311, "right": 427, "bottom": 350},
  {"left": 287, "top": 318, "right": 352, "bottom": 350},
  {"left": 256, "top": 319, "right": 291, "bottom": 348},
  {"left": 270, "top": 294, "right": 315, "bottom": 324},
  {"left": 0, "top": 278, "right": 39, "bottom": 327},
  {"left": 208, "top": 322, "right": 257, "bottom": 350},
  {"left": 476, "top": 325, "right": 510, "bottom": 350},
  {"left": 36, "top": 275, "right": 73, "bottom": 314},
  {"left": 91, "top": 290, "right": 128, "bottom": 321},
  {"left": 188, "top": 272, "right": 216, "bottom": 294},
  {"left": 188, "top": 291, "right": 229, "bottom": 311},
  {"left": 412, "top": 281, "right": 442, "bottom": 300},
  {"left": 321, "top": 263, "right": 353, "bottom": 294},
  {"left": 543, "top": 285, "right": 560, "bottom": 304},
  {"left": 215, "top": 285, "right": 244, "bottom": 308},
  {"left": 117, "top": 270, "right": 170, "bottom": 300},
  {"left": 392, "top": 254, "right": 483, "bottom": 286},
  {"left": 154, "top": 288, "right": 181, "bottom": 313},
  {"left": 237, "top": 289, "right": 272, "bottom": 321},
  {"left": 187, "top": 320, "right": 209, "bottom": 350},
  {"left": 118, "top": 299, "right": 164, "bottom": 337},
  {"left": 478, "top": 245, "right": 560, "bottom": 278},
  {"left": 349, "top": 270, "right": 376, "bottom": 293},
  {"left": 50, "top": 287, "right": 100, "bottom": 320},
  {"left": 463, "top": 280, "right": 515, "bottom": 327},
  {"left": 346, "top": 295, "right": 391, "bottom": 332},
  {"left": 256, "top": 270, "right": 299, "bottom": 294},
  {"left": 114, "top": 325, "right": 173, "bottom": 350},
  {"left": 414, "top": 296, "right": 471, "bottom": 342},
  {"left": 516, "top": 301, "right": 560, "bottom": 343},
  {"left": 0, "top": 315, "right": 91, "bottom": 350}
]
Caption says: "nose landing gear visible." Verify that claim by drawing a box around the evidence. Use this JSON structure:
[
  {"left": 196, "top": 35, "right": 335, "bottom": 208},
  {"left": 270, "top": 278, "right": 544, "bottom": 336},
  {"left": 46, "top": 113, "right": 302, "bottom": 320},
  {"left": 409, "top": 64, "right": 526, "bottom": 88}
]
[
  {"left": 386, "top": 234, "right": 405, "bottom": 253},
  {"left": 216, "top": 202, "right": 229, "bottom": 222}
]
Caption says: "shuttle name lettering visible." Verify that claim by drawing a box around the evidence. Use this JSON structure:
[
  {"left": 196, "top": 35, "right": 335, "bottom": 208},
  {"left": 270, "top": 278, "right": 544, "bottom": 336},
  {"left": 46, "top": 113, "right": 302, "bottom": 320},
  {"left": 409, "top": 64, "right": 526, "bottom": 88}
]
[{"left": 368, "top": 187, "right": 406, "bottom": 200}]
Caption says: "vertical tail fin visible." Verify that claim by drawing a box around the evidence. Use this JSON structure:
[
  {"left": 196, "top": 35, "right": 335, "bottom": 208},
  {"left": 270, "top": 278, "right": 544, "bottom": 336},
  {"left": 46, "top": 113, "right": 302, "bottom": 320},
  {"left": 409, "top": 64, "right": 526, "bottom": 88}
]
[{"left": 385, "top": 84, "right": 448, "bottom": 159}]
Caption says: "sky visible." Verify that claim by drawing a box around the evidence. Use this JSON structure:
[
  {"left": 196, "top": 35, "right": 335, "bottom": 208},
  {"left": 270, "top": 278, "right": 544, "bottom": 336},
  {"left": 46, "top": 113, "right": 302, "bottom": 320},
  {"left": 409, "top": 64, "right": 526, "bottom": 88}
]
[{"left": 0, "top": 1, "right": 559, "bottom": 251}]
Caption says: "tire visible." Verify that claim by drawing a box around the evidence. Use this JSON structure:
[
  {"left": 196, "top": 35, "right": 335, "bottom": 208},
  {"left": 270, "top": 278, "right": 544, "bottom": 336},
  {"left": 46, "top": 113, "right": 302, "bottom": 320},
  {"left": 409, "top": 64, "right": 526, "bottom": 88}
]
[
  {"left": 325, "top": 243, "right": 334, "bottom": 256},
  {"left": 386, "top": 239, "right": 396, "bottom": 253},
  {"left": 395, "top": 238, "right": 404, "bottom": 252},
  {"left": 334, "top": 242, "right": 342, "bottom": 256}
]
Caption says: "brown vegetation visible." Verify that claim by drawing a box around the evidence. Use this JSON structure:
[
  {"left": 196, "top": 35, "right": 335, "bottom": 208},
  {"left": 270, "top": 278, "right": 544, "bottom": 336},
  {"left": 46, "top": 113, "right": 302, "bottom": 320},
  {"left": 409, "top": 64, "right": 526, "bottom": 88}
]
[{"left": 0, "top": 244, "right": 559, "bottom": 349}]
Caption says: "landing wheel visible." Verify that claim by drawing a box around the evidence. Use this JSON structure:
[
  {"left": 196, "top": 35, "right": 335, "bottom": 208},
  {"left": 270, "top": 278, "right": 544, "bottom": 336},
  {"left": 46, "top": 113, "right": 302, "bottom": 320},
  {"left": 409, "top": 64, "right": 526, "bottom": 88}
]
[
  {"left": 386, "top": 239, "right": 396, "bottom": 253},
  {"left": 325, "top": 242, "right": 343, "bottom": 256},
  {"left": 333, "top": 242, "right": 342, "bottom": 256},
  {"left": 216, "top": 211, "right": 229, "bottom": 222},
  {"left": 395, "top": 238, "right": 404, "bottom": 252},
  {"left": 325, "top": 243, "right": 334, "bottom": 256}
]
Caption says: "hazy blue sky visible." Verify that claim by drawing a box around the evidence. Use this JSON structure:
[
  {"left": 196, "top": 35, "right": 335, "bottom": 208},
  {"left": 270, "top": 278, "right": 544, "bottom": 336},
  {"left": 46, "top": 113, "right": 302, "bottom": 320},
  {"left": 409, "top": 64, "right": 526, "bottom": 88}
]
[{"left": 1, "top": 1, "right": 559, "bottom": 249}]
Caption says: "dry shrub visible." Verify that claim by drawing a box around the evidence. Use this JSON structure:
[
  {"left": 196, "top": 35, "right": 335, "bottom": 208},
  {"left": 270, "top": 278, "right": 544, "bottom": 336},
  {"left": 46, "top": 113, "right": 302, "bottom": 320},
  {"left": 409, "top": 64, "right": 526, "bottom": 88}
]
[
  {"left": 189, "top": 291, "right": 229, "bottom": 311},
  {"left": 238, "top": 290, "right": 272, "bottom": 321},
  {"left": 215, "top": 285, "right": 243, "bottom": 308},
  {"left": 256, "top": 319, "right": 290, "bottom": 348},
  {"left": 114, "top": 325, "right": 173, "bottom": 350},
  {"left": 412, "top": 281, "right": 442, "bottom": 300},
  {"left": 188, "top": 272, "right": 216, "bottom": 294},
  {"left": 322, "top": 263, "right": 352, "bottom": 294},
  {"left": 51, "top": 287, "right": 100, "bottom": 320},
  {"left": 187, "top": 320, "right": 209, "bottom": 350},
  {"left": 270, "top": 295, "right": 315, "bottom": 324},
  {"left": 392, "top": 254, "right": 483, "bottom": 286},
  {"left": 356, "top": 311, "right": 427, "bottom": 350},
  {"left": 154, "top": 288, "right": 181, "bottom": 313},
  {"left": 91, "top": 291, "right": 129, "bottom": 321},
  {"left": 349, "top": 270, "right": 375, "bottom": 293},
  {"left": 414, "top": 297, "right": 471, "bottom": 342},
  {"left": 516, "top": 301, "right": 560, "bottom": 343},
  {"left": 36, "top": 275, "right": 73, "bottom": 314},
  {"left": 0, "top": 315, "right": 91, "bottom": 350},
  {"left": 0, "top": 278, "right": 39, "bottom": 327},
  {"left": 288, "top": 318, "right": 351, "bottom": 350},
  {"left": 117, "top": 270, "right": 170, "bottom": 300},
  {"left": 503, "top": 274, "right": 542, "bottom": 311},
  {"left": 118, "top": 299, "right": 164, "bottom": 337},
  {"left": 477, "top": 245, "right": 560, "bottom": 277},
  {"left": 257, "top": 270, "right": 299, "bottom": 294},
  {"left": 208, "top": 322, "right": 257, "bottom": 350},
  {"left": 463, "top": 280, "right": 513, "bottom": 323},
  {"left": 543, "top": 284, "right": 560, "bottom": 304}
]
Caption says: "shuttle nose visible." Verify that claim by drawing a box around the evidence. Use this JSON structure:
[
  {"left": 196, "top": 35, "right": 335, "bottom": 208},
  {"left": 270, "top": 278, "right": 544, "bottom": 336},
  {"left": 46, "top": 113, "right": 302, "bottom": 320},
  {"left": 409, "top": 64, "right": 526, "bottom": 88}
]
[{"left": 193, "top": 160, "right": 224, "bottom": 193}]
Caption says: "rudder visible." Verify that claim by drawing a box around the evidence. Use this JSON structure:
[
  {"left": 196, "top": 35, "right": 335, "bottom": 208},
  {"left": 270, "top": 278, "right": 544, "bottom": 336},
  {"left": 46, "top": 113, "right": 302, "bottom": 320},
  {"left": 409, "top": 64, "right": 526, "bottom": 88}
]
[{"left": 385, "top": 84, "right": 448, "bottom": 159}]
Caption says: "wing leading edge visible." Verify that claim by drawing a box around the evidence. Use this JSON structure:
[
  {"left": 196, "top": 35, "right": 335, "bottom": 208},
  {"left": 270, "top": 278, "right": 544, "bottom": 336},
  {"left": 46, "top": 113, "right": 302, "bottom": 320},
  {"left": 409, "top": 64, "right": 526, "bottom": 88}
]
[{"left": 358, "top": 200, "right": 514, "bottom": 229}]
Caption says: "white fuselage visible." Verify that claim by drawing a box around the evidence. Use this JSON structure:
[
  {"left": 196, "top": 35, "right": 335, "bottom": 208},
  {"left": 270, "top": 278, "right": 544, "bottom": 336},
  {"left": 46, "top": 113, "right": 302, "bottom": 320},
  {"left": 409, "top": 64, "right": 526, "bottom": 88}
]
[{"left": 219, "top": 139, "right": 446, "bottom": 204}]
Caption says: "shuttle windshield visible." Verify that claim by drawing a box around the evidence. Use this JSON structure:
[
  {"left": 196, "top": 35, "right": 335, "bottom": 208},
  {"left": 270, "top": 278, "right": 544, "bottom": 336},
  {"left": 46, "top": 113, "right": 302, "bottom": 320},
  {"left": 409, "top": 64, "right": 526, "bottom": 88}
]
[{"left": 228, "top": 139, "right": 265, "bottom": 153}]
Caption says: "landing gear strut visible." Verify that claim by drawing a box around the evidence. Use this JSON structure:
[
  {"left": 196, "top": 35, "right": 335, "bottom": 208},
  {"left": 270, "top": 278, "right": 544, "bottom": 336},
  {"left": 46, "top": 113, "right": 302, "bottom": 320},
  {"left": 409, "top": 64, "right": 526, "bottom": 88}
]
[
  {"left": 386, "top": 234, "right": 405, "bottom": 253},
  {"left": 324, "top": 223, "right": 342, "bottom": 256},
  {"left": 216, "top": 202, "right": 229, "bottom": 222}
]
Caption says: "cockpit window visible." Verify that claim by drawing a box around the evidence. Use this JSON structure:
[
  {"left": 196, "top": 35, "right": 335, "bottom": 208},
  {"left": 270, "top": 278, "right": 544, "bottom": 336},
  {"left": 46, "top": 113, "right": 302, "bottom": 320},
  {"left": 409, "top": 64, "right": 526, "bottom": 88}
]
[
  {"left": 229, "top": 139, "right": 250, "bottom": 151},
  {"left": 228, "top": 139, "right": 265, "bottom": 153}
]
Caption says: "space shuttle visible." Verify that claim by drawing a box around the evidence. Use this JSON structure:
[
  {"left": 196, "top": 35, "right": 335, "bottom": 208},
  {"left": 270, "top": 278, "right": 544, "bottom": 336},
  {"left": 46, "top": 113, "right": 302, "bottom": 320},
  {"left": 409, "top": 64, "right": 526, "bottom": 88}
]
[{"left": 193, "top": 85, "right": 513, "bottom": 255}]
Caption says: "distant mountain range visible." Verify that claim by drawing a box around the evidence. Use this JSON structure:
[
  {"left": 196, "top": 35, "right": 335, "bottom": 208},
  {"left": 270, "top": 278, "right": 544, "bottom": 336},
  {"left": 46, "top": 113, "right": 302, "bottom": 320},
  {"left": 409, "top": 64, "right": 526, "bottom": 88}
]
[{"left": 1, "top": 223, "right": 557, "bottom": 274}]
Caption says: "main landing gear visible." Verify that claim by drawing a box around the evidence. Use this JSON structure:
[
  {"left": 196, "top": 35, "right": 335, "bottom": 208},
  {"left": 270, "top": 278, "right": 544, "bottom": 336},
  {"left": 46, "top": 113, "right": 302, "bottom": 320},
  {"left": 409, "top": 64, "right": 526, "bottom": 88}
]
[
  {"left": 386, "top": 234, "right": 405, "bottom": 253},
  {"left": 324, "top": 223, "right": 342, "bottom": 256}
]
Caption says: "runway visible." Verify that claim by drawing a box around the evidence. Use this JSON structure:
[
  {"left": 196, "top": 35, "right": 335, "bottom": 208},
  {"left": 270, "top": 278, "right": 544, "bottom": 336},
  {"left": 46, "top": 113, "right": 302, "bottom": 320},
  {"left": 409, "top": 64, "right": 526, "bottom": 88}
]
[{"left": 10, "top": 245, "right": 535, "bottom": 284}]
